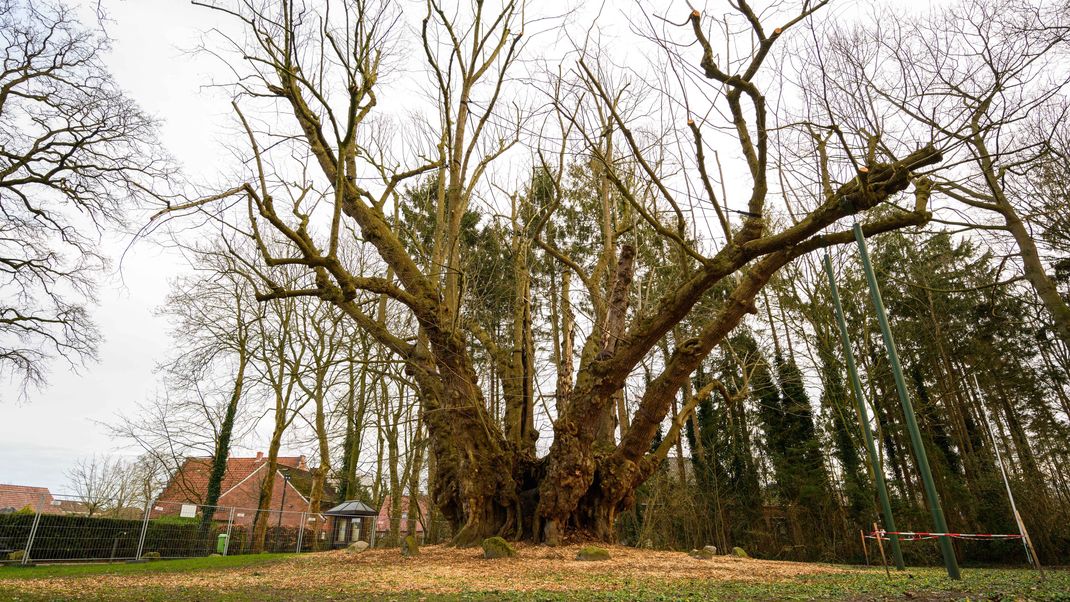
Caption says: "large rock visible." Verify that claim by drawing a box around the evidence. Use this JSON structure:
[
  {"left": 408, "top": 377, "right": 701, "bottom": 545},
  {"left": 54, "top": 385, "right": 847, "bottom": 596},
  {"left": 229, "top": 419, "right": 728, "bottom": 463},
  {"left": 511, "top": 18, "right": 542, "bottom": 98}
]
[
  {"left": 481, "top": 536, "right": 517, "bottom": 559},
  {"left": 732, "top": 546, "right": 750, "bottom": 558},
  {"left": 401, "top": 535, "right": 420, "bottom": 557},
  {"left": 688, "top": 548, "right": 714, "bottom": 560},
  {"left": 575, "top": 546, "right": 610, "bottom": 561},
  {"left": 703, "top": 545, "right": 718, "bottom": 555},
  {"left": 347, "top": 540, "right": 370, "bottom": 554}
]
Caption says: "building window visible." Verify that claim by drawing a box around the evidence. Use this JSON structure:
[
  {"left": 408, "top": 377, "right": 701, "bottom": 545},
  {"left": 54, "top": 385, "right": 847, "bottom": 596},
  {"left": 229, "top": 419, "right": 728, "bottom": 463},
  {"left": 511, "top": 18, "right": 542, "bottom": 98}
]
[{"left": 335, "top": 520, "right": 347, "bottom": 544}]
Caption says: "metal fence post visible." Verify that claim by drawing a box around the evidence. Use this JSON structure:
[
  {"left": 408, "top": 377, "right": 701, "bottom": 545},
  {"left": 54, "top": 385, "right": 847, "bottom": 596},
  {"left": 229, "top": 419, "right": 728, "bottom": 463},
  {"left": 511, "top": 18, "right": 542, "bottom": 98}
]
[
  {"left": 22, "top": 497, "right": 43, "bottom": 565},
  {"left": 295, "top": 512, "right": 305, "bottom": 553},
  {"left": 135, "top": 498, "right": 152, "bottom": 560},
  {"left": 223, "top": 507, "right": 235, "bottom": 556}
]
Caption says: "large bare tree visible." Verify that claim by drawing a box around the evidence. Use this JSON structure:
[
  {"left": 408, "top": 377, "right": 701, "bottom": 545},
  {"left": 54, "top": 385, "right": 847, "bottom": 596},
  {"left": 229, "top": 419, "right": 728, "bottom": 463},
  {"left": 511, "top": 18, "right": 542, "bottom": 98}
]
[{"left": 163, "top": 0, "right": 943, "bottom": 545}]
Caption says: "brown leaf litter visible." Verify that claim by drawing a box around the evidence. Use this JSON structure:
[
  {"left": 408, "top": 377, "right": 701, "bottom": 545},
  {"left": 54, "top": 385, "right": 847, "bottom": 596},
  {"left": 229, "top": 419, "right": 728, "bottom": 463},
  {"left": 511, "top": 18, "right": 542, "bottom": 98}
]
[{"left": 4, "top": 543, "right": 847, "bottom": 596}]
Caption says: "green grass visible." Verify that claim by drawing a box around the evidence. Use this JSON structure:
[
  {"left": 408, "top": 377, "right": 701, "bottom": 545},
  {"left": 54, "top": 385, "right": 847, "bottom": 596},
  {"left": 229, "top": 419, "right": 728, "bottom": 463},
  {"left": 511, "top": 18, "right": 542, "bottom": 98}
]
[
  {"left": 0, "top": 555, "right": 1066, "bottom": 601},
  {"left": 0, "top": 553, "right": 293, "bottom": 580},
  {"left": 440, "top": 569, "right": 1067, "bottom": 602}
]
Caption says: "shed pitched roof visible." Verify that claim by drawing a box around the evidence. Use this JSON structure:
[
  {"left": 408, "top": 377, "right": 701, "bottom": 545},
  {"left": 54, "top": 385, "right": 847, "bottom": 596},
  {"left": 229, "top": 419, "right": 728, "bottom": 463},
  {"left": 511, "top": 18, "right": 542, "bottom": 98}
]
[{"left": 324, "top": 500, "right": 378, "bottom": 516}]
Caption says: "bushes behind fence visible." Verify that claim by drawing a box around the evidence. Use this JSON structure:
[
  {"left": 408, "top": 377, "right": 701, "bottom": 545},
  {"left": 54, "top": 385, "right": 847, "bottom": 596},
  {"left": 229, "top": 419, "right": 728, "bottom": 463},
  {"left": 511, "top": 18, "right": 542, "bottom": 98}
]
[
  {"left": 0, "top": 513, "right": 213, "bottom": 560},
  {"left": 0, "top": 513, "right": 325, "bottom": 561}
]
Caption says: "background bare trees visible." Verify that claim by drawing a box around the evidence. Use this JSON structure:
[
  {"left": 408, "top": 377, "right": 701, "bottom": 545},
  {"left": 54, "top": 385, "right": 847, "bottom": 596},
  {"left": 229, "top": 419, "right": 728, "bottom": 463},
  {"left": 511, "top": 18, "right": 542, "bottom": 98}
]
[
  {"left": 0, "top": 0, "right": 169, "bottom": 396},
  {"left": 61, "top": 0, "right": 1070, "bottom": 564},
  {"left": 798, "top": 0, "right": 1070, "bottom": 345},
  {"left": 65, "top": 454, "right": 163, "bottom": 517}
]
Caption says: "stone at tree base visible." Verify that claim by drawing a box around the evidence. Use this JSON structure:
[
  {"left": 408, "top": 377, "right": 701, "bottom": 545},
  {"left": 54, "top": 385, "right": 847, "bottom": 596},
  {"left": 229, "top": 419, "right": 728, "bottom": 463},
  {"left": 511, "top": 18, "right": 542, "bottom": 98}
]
[
  {"left": 732, "top": 546, "right": 750, "bottom": 558},
  {"left": 703, "top": 545, "right": 718, "bottom": 555},
  {"left": 481, "top": 536, "right": 517, "bottom": 559},
  {"left": 688, "top": 548, "right": 714, "bottom": 560},
  {"left": 576, "top": 546, "right": 610, "bottom": 561},
  {"left": 347, "top": 541, "right": 370, "bottom": 553},
  {"left": 401, "top": 535, "right": 420, "bottom": 557}
]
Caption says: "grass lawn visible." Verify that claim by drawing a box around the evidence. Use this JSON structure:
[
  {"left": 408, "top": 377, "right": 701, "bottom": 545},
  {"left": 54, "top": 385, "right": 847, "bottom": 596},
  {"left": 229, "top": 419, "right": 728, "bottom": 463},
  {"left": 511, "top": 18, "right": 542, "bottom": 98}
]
[
  {"left": 0, "top": 545, "right": 1065, "bottom": 601},
  {"left": 0, "top": 553, "right": 294, "bottom": 580}
]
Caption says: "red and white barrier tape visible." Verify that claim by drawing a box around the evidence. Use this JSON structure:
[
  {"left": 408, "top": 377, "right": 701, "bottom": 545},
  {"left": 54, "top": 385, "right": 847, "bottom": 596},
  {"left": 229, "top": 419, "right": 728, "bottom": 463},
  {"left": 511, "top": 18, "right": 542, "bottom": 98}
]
[{"left": 866, "top": 530, "right": 1023, "bottom": 541}]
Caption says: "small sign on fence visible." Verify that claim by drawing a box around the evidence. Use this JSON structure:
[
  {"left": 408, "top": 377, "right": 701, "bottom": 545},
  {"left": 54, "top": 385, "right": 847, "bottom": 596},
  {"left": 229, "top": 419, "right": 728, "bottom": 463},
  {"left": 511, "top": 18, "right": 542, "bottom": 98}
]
[{"left": 180, "top": 504, "right": 197, "bottom": 518}]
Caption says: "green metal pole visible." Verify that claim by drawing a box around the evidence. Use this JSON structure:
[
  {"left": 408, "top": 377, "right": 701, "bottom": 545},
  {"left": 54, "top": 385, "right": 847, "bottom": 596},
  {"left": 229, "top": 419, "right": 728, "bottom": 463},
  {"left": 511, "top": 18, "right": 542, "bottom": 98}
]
[
  {"left": 823, "top": 253, "right": 905, "bottom": 570},
  {"left": 853, "top": 224, "right": 961, "bottom": 580}
]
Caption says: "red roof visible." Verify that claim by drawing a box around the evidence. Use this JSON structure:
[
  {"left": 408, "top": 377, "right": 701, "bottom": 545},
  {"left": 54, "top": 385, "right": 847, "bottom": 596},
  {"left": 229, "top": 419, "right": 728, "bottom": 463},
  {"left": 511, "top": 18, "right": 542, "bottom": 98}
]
[
  {"left": 157, "top": 453, "right": 307, "bottom": 506},
  {"left": 0, "top": 484, "right": 55, "bottom": 513}
]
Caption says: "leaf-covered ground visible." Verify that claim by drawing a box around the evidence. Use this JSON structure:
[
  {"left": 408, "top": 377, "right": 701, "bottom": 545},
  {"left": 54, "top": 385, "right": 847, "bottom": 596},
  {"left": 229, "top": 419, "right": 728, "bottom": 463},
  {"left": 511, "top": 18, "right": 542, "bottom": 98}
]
[{"left": 0, "top": 544, "right": 1065, "bottom": 601}]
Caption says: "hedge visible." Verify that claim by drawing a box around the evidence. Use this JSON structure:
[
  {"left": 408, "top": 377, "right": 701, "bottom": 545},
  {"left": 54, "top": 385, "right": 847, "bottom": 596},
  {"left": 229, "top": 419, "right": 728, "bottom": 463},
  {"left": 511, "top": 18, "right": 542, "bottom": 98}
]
[{"left": 0, "top": 514, "right": 323, "bottom": 561}]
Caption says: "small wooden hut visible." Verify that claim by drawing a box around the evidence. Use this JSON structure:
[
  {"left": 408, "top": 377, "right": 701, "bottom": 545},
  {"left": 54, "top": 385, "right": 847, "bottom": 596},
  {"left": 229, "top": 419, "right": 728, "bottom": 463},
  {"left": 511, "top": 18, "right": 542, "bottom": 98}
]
[{"left": 323, "top": 500, "right": 379, "bottom": 548}]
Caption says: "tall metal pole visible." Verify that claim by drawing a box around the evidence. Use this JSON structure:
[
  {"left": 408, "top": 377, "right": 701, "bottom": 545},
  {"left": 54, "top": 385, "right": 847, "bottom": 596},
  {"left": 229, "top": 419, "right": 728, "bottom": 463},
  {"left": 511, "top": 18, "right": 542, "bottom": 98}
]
[
  {"left": 854, "top": 224, "right": 961, "bottom": 580},
  {"left": 972, "top": 374, "right": 1044, "bottom": 578},
  {"left": 823, "top": 253, "right": 905, "bottom": 570}
]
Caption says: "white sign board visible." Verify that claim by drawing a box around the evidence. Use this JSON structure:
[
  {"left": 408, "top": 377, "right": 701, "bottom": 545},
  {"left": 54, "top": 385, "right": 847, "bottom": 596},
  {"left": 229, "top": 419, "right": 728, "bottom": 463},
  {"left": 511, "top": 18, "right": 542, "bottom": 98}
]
[{"left": 180, "top": 504, "right": 197, "bottom": 518}]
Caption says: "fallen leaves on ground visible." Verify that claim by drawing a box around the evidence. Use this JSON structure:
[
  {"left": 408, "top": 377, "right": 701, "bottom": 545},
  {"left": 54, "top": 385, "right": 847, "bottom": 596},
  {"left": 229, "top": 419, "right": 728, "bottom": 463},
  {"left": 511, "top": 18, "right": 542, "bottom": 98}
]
[{"left": 2, "top": 544, "right": 847, "bottom": 596}]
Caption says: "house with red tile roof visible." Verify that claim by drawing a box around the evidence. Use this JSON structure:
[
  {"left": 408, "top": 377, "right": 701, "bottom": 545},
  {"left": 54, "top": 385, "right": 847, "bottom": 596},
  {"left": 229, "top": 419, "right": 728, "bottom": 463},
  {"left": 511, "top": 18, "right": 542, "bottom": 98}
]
[
  {"left": 0, "top": 485, "right": 118, "bottom": 516},
  {"left": 152, "top": 452, "right": 336, "bottom": 529},
  {"left": 0, "top": 484, "right": 56, "bottom": 514}
]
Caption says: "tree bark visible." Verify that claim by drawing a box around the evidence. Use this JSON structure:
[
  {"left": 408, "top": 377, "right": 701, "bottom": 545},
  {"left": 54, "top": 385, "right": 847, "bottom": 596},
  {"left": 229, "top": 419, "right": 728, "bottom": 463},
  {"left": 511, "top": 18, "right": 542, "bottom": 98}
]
[{"left": 251, "top": 422, "right": 284, "bottom": 553}]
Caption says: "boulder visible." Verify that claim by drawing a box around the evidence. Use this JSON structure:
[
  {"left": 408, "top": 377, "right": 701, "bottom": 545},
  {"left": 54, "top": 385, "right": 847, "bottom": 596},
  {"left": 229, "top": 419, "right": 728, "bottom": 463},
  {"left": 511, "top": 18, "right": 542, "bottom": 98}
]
[
  {"left": 142, "top": 551, "right": 161, "bottom": 560},
  {"left": 703, "top": 545, "right": 718, "bottom": 555},
  {"left": 575, "top": 546, "right": 610, "bottom": 561},
  {"left": 7, "top": 550, "right": 24, "bottom": 562},
  {"left": 347, "top": 540, "right": 370, "bottom": 554},
  {"left": 688, "top": 548, "right": 714, "bottom": 560},
  {"left": 732, "top": 546, "right": 750, "bottom": 558},
  {"left": 481, "top": 536, "right": 517, "bottom": 559},
  {"left": 401, "top": 534, "right": 420, "bottom": 557}
]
